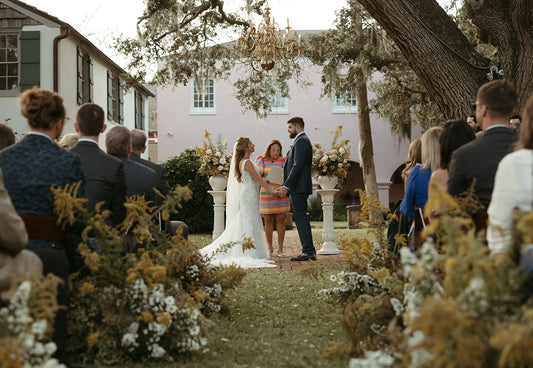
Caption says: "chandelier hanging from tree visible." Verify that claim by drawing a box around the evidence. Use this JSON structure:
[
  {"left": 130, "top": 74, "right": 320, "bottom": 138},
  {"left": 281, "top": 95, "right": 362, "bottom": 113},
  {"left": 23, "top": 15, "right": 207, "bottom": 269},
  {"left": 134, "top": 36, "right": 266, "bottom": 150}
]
[{"left": 235, "top": 4, "right": 302, "bottom": 71}]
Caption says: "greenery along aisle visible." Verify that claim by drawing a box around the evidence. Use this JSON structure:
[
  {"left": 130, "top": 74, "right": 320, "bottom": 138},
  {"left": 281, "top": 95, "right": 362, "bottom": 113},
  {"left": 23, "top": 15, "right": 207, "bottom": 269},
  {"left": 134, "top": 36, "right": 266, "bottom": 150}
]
[{"left": 136, "top": 269, "right": 350, "bottom": 368}]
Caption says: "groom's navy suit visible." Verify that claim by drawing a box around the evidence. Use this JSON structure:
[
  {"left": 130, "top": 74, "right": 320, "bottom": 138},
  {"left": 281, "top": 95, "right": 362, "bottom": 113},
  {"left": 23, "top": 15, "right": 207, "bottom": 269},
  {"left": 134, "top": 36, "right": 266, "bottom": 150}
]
[{"left": 283, "top": 132, "right": 316, "bottom": 255}]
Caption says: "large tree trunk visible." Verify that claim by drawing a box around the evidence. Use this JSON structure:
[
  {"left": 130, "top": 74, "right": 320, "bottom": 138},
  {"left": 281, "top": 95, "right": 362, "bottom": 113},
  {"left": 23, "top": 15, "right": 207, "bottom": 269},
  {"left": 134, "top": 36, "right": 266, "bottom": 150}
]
[
  {"left": 355, "top": 70, "right": 380, "bottom": 211},
  {"left": 357, "top": 0, "right": 533, "bottom": 117}
]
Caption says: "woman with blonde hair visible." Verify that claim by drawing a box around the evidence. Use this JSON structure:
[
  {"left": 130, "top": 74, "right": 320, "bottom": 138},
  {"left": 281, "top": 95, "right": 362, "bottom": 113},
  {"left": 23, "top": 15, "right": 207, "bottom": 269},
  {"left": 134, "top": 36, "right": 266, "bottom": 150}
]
[
  {"left": 256, "top": 139, "right": 290, "bottom": 256},
  {"left": 400, "top": 127, "right": 442, "bottom": 247},
  {"left": 200, "top": 137, "right": 277, "bottom": 268},
  {"left": 402, "top": 138, "right": 422, "bottom": 187}
]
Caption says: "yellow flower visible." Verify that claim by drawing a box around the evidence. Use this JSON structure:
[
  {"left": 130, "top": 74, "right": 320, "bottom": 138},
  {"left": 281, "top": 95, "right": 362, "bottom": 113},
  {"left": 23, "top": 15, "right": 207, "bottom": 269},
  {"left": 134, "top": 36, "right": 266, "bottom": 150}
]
[
  {"left": 87, "top": 332, "right": 99, "bottom": 350},
  {"left": 80, "top": 282, "right": 95, "bottom": 296},
  {"left": 140, "top": 311, "right": 154, "bottom": 324},
  {"left": 203, "top": 129, "right": 211, "bottom": 138}
]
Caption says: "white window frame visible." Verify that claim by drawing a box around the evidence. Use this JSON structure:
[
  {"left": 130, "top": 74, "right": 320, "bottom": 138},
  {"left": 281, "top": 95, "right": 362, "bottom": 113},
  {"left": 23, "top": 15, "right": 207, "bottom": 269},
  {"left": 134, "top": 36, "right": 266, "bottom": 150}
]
[
  {"left": 0, "top": 32, "right": 20, "bottom": 97},
  {"left": 332, "top": 91, "right": 357, "bottom": 114},
  {"left": 268, "top": 90, "right": 289, "bottom": 115},
  {"left": 190, "top": 79, "right": 217, "bottom": 115}
]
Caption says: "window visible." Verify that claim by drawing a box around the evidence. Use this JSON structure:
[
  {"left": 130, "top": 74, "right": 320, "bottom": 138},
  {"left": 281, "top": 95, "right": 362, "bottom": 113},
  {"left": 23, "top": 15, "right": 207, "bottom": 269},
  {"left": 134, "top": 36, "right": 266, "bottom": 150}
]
[
  {"left": 332, "top": 91, "right": 357, "bottom": 113},
  {"left": 0, "top": 34, "right": 19, "bottom": 92},
  {"left": 77, "top": 47, "right": 93, "bottom": 105},
  {"left": 190, "top": 79, "right": 216, "bottom": 114},
  {"left": 107, "top": 71, "right": 124, "bottom": 123},
  {"left": 268, "top": 90, "right": 289, "bottom": 114},
  {"left": 134, "top": 90, "right": 145, "bottom": 130}
]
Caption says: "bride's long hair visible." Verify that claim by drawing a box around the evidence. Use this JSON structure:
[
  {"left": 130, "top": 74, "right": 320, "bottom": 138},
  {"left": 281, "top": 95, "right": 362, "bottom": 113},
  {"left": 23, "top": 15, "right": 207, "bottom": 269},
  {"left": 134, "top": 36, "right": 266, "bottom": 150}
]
[{"left": 234, "top": 137, "right": 251, "bottom": 183}]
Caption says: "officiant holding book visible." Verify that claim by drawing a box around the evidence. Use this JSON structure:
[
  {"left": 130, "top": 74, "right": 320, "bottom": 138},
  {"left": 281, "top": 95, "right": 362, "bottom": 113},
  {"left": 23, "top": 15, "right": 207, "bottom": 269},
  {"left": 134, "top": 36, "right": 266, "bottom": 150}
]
[{"left": 256, "top": 139, "right": 290, "bottom": 256}]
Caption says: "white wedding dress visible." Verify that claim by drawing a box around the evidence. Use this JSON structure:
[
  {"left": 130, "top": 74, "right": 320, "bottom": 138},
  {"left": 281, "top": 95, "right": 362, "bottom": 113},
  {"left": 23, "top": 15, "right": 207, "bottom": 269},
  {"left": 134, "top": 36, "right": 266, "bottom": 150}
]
[{"left": 200, "top": 159, "right": 276, "bottom": 268}]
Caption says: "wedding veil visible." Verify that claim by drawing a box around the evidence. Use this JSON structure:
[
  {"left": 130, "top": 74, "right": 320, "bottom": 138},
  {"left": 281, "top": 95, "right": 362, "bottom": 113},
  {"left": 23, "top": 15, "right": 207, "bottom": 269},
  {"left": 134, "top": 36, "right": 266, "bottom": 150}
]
[{"left": 225, "top": 142, "right": 241, "bottom": 222}]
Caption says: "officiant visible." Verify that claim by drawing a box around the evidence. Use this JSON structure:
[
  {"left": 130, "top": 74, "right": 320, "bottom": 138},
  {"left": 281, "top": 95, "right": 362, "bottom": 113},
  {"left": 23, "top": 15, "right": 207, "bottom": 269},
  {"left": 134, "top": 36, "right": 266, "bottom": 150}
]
[{"left": 256, "top": 140, "right": 291, "bottom": 257}]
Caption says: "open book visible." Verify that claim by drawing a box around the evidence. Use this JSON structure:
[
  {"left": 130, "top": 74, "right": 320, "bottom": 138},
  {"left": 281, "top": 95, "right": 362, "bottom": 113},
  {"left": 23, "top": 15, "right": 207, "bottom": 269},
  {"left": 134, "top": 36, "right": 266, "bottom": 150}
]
[{"left": 266, "top": 166, "right": 284, "bottom": 185}]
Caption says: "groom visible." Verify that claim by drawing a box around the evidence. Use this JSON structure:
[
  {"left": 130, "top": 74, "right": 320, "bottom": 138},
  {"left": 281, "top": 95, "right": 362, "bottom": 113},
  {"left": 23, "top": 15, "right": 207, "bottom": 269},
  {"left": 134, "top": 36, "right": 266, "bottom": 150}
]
[{"left": 275, "top": 117, "right": 316, "bottom": 261}]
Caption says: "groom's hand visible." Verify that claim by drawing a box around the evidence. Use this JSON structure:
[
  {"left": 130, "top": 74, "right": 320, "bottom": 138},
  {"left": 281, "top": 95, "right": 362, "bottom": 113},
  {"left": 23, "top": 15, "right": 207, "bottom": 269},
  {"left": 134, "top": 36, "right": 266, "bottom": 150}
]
[{"left": 277, "top": 187, "right": 288, "bottom": 198}]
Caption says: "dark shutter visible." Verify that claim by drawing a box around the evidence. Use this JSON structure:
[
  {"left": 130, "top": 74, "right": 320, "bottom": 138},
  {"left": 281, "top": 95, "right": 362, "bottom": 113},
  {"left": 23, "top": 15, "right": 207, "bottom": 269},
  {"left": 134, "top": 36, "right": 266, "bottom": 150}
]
[
  {"left": 134, "top": 90, "right": 139, "bottom": 128},
  {"left": 118, "top": 78, "right": 124, "bottom": 124},
  {"left": 107, "top": 70, "right": 113, "bottom": 120},
  {"left": 88, "top": 55, "right": 94, "bottom": 103},
  {"left": 76, "top": 47, "right": 83, "bottom": 104},
  {"left": 140, "top": 94, "right": 146, "bottom": 130},
  {"left": 19, "top": 31, "right": 40, "bottom": 91}
]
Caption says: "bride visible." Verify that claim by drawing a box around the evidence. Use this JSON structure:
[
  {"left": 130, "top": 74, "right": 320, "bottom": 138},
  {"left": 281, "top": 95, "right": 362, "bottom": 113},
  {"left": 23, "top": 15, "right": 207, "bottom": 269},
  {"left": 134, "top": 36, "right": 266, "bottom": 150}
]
[{"left": 200, "top": 137, "right": 277, "bottom": 268}]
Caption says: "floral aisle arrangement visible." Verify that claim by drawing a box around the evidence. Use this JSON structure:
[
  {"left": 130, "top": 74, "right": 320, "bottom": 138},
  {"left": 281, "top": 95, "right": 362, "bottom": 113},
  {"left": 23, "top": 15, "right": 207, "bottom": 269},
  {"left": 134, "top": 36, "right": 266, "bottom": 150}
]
[
  {"left": 311, "top": 125, "right": 351, "bottom": 180},
  {"left": 317, "top": 186, "right": 533, "bottom": 368},
  {"left": 196, "top": 130, "right": 231, "bottom": 177},
  {"left": 0, "top": 275, "right": 64, "bottom": 368},
  {"left": 51, "top": 183, "right": 246, "bottom": 365}
]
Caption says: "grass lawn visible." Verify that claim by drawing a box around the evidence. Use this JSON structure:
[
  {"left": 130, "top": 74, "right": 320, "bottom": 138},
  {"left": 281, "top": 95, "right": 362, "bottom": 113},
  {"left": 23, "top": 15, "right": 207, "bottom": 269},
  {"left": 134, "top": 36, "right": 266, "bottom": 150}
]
[{"left": 135, "top": 268, "right": 350, "bottom": 368}]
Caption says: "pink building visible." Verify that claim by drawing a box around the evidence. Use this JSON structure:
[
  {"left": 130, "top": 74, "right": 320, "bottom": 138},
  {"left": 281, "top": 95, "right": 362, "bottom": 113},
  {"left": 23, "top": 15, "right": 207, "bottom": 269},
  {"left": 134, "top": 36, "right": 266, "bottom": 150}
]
[{"left": 156, "top": 63, "right": 420, "bottom": 208}]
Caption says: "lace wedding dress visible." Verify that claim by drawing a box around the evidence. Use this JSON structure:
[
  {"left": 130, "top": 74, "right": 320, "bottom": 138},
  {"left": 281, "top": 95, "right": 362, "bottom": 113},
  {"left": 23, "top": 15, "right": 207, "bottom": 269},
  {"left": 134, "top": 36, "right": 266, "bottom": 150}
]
[{"left": 200, "top": 159, "right": 275, "bottom": 268}]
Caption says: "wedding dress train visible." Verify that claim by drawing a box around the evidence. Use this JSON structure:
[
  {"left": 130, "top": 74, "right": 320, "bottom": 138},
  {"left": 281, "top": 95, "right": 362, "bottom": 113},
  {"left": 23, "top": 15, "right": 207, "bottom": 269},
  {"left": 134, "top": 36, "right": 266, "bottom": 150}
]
[{"left": 200, "top": 159, "right": 276, "bottom": 268}]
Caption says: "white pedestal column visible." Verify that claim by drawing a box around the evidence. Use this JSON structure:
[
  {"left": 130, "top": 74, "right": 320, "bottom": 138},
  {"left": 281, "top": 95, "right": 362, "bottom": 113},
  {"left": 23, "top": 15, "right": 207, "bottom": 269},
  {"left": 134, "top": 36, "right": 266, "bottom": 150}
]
[
  {"left": 377, "top": 181, "right": 392, "bottom": 208},
  {"left": 316, "top": 188, "right": 341, "bottom": 255},
  {"left": 208, "top": 190, "right": 226, "bottom": 240}
]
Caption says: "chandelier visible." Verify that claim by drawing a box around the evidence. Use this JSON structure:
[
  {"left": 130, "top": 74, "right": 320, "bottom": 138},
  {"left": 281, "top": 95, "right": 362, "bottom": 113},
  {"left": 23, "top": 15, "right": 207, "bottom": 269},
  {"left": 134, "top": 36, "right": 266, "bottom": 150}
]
[{"left": 235, "top": 5, "right": 302, "bottom": 71}]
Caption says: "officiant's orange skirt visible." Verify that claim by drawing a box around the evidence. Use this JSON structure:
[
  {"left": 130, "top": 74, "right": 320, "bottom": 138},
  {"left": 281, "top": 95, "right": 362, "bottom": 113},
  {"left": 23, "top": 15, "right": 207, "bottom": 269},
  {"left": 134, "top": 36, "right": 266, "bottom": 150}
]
[{"left": 256, "top": 157, "right": 290, "bottom": 215}]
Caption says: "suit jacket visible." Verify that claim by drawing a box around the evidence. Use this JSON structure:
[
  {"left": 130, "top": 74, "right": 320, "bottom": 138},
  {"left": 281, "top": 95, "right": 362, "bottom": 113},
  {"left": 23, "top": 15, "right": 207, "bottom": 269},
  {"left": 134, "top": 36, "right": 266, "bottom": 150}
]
[
  {"left": 130, "top": 153, "right": 170, "bottom": 204},
  {"left": 447, "top": 126, "right": 518, "bottom": 209},
  {"left": 0, "top": 134, "right": 86, "bottom": 249},
  {"left": 71, "top": 140, "right": 127, "bottom": 226},
  {"left": 117, "top": 156, "right": 156, "bottom": 204},
  {"left": 283, "top": 132, "right": 313, "bottom": 195}
]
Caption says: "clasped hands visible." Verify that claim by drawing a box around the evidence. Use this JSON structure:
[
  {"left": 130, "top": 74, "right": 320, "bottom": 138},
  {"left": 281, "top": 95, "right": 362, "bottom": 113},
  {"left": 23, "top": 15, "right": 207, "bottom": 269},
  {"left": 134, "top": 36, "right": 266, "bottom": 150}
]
[{"left": 272, "top": 187, "right": 288, "bottom": 198}]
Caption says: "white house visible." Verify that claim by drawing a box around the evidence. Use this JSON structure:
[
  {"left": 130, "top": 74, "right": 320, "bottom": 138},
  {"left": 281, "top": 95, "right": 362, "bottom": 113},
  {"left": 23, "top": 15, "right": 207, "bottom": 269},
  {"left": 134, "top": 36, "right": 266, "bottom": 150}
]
[
  {"left": 0, "top": 0, "right": 154, "bottom": 154},
  {"left": 156, "top": 58, "right": 420, "bottom": 208}
]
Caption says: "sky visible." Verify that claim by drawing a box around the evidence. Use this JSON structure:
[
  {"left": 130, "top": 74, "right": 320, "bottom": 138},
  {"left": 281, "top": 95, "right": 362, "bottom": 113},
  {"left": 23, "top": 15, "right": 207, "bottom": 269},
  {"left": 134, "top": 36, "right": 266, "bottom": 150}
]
[{"left": 22, "top": 0, "right": 350, "bottom": 69}]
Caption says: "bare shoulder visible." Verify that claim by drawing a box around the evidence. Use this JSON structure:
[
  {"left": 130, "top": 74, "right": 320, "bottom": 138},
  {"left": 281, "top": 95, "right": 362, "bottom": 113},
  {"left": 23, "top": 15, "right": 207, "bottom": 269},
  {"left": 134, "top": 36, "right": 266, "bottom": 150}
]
[{"left": 430, "top": 169, "right": 448, "bottom": 191}]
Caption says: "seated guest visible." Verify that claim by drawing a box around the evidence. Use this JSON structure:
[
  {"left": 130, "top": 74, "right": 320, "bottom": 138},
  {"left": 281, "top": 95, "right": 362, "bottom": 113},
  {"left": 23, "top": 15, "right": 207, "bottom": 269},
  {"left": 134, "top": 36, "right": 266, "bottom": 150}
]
[
  {"left": 105, "top": 125, "right": 156, "bottom": 203},
  {"left": 0, "top": 123, "right": 16, "bottom": 150},
  {"left": 401, "top": 139, "right": 422, "bottom": 190},
  {"left": 71, "top": 104, "right": 127, "bottom": 226},
  {"left": 510, "top": 114, "right": 521, "bottom": 135},
  {"left": 0, "top": 167, "right": 42, "bottom": 304},
  {"left": 130, "top": 129, "right": 170, "bottom": 205},
  {"left": 0, "top": 88, "right": 85, "bottom": 367},
  {"left": 400, "top": 127, "right": 441, "bottom": 248},
  {"left": 488, "top": 94, "right": 533, "bottom": 261},
  {"left": 58, "top": 132, "right": 79, "bottom": 149},
  {"left": 429, "top": 119, "right": 476, "bottom": 195},
  {"left": 448, "top": 80, "right": 518, "bottom": 213}
]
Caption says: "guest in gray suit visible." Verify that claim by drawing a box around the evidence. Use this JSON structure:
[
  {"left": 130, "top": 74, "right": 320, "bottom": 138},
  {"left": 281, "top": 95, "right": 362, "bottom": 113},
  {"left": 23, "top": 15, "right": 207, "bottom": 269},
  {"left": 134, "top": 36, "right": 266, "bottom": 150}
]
[
  {"left": 71, "top": 103, "right": 127, "bottom": 226},
  {"left": 276, "top": 117, "right": 316, "bottom": 261},
  {"left": 130, "top": 129, "right": 170, "bottom": 205},
  {"left": 105, "top": 126, "right": 156, "bottom": 204},
  {"left": 448, "top": 80, "right": 518, "bottom": 229}
]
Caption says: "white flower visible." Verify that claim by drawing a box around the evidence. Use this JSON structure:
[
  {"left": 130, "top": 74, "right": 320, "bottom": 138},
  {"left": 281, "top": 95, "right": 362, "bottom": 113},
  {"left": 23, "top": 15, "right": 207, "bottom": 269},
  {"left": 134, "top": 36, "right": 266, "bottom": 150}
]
[
  {"left": 220, "top": 157, "right": 227, "bottom": 164},
  {"left": 330, "top": 274, "right": 338, "bottom": 282},
  {"left": 390, "top": 298, "right": 404, "bottom": 317},
  {"left": 206, "top": 149, "right": 212, "bottom": 155},
  {"left": 151, "top": 344, "right": 166, "bottom": 358},
  {"left": 215, "top": 151, "right": 221, "bottom": 157},
  {"left": 339, "top": 148, "right": 345, "bottom": 154},
  {"left": 218, "top": 165, "right": 224, "bottom": 171}
]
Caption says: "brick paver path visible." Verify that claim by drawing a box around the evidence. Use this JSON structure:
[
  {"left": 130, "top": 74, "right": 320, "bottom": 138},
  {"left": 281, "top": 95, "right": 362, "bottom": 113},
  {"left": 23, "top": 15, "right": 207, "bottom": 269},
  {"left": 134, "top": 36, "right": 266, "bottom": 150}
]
[{"left": 266, "top": 227, "right": 347, "bottom": 270}]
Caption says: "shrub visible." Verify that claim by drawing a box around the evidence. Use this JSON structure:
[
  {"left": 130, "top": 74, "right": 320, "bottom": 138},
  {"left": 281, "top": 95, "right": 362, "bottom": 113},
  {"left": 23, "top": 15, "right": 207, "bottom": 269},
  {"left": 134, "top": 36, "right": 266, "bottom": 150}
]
[
  {"left": 163, "top": 148, "right": 213, "bottom": 233},
  {"left": 307, "top": 195, "right": 323, "bottom": 221}
]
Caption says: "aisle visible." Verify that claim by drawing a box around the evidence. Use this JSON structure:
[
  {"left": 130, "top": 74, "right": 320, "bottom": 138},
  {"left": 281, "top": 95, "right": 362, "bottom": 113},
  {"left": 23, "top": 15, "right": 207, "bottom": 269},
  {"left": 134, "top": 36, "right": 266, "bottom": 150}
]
[{"left": 177, "top": 268, "right": 349, "bottom": 368}]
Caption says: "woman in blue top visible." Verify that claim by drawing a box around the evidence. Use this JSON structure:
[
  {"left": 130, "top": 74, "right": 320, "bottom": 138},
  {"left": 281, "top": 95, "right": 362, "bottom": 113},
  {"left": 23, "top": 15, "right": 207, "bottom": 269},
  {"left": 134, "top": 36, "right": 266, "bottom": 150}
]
[{"left": 400, "top": 127, "right": 442, "bottom": 220}]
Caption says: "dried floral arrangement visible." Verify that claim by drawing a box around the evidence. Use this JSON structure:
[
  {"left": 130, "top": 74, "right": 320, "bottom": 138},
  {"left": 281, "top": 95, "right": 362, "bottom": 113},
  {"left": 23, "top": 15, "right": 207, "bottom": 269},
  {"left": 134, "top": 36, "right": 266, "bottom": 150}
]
[
  {"left": 311, "top": 125, "right": 351, "bottom": 179},
  {"left": 317, "top": 186, "right": 533, "bottom": 368},
  {"left": 0, "top": 275, "right": 64, "bottom": 368},
  {"left": 50, "top": 183, "right": 245, "bottom": 365},
  {"left": 196, "top": 130, "right": 231, "bottom": 177}
]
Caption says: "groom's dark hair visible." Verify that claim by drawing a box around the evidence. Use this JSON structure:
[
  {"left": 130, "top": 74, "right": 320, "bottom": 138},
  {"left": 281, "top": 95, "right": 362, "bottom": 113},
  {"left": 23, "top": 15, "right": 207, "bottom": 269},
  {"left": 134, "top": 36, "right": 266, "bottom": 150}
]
[{"left": 287, "top": 116, "right": 305, "bottom": 129}]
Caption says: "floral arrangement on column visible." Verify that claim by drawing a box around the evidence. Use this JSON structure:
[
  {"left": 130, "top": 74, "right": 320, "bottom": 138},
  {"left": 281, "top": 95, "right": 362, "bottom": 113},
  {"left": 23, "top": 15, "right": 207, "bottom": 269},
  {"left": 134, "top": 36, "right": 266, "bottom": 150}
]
[
  {"left": 196, "top": 130, "right": 231, "bottom": 177},
  {"left": 311, "top": 125, "right": 351, "bottom": 180}
]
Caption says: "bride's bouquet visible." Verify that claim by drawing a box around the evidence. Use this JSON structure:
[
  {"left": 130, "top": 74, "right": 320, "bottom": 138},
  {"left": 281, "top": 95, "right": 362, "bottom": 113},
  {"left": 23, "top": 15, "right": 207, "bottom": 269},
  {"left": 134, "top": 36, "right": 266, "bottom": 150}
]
[
  {"left": 196, "top": 130, "right": 231, "bottom": 177},
  {"left": 311, "top": 125, "right": 351, "bottom": 179}
]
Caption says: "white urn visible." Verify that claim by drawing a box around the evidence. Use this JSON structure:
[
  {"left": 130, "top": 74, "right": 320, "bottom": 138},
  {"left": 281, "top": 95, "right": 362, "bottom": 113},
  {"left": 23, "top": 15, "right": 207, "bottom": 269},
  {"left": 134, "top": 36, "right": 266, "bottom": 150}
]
[{"left": 317, "top": 175, "right": 338, "bottom": 190}]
